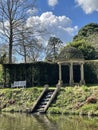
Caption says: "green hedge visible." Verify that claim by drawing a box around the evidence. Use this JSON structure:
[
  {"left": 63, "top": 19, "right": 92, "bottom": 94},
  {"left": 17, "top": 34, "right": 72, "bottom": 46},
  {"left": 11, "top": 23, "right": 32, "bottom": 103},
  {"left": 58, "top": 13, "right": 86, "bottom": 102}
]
[
  {"left": 84, "top": 62, "right": 98, "bottom": 84},
  {"left": 3, "top": 62, "right": 59, "bottom": 87},
  {"left": 1, "top": 61, "right": 98, "bottom": 87},
  {"left": 0, "top": 64, "right": 3, "bottom": 82}
]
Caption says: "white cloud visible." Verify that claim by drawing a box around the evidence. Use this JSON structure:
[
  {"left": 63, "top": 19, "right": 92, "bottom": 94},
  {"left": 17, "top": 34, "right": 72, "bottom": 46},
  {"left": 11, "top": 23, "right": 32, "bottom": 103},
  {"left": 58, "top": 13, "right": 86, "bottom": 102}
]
[
  {"left": 48, "top": 0, "right": 58, "bottom": 7},
  {"left": 26, "top": 12, "right": 78, "bottom": 44},
  {"left": 75, "top": 0, "right": 98, "bottom": 14},
  {"left": 27, "top": 8, "right": 38, "bottom": 15}
]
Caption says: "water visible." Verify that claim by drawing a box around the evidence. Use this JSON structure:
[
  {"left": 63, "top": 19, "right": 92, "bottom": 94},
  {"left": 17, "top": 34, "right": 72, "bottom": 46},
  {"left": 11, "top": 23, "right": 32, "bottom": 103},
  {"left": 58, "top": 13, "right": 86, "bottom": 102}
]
[{"left": 0, "top": 113, "right": 98, "bottom": 130}]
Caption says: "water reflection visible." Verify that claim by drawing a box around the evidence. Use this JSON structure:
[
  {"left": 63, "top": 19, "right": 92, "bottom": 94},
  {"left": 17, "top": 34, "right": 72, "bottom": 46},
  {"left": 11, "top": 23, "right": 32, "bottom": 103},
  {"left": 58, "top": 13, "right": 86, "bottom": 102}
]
[
  {"left": 0, "top": 113, "right": 98, "bottom": 130},
  {"left": 33, "top": 114, "right": 58, "bottom": 130}
]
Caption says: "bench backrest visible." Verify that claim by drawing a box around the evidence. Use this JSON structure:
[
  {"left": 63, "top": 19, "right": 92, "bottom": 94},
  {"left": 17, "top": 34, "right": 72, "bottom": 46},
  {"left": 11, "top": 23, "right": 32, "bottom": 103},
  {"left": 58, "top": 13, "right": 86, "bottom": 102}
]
[{"left": 12, "top": 81, "right": 26, "bottom": 88}]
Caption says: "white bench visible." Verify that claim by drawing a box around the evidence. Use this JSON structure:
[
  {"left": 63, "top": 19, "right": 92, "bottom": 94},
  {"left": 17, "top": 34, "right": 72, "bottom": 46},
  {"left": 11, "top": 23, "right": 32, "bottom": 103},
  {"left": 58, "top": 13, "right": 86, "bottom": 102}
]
[{"left": 11, "top": 81, "right": 26, "bottom": 88}]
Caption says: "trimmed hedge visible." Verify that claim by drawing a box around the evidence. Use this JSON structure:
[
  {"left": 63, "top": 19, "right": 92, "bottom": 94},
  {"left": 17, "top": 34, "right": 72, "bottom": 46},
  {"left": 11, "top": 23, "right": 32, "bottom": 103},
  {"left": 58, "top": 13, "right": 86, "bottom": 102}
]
[
  {"left": 84, "top": 62, "right": 98, "bottom": 84},
  {"left": 0, "top": 64, "right": 3, "bottom": 82},
  {"left": 3, "top": 62, "right": 59, "bottom": 87},
  {"left": 1, "top": 61, "right": 98, "bottom": 87}
]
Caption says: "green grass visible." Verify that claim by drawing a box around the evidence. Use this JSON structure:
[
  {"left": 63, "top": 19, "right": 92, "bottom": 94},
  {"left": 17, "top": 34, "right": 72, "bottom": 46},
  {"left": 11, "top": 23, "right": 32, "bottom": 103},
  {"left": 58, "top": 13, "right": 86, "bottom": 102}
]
[
  {"left": 48, "top": 85, "right": 98, "bottom": 115},
  {"left": 0, "top": 87, "right": 43, "bottom": 112},
  {"left": 0, "top": 85, "right": 98, "bottom": 116}
]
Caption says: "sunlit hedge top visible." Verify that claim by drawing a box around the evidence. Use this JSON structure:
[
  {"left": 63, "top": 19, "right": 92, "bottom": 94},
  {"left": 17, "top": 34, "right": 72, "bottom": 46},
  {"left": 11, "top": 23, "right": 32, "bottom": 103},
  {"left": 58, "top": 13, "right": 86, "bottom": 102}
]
[{"left": 57, "top": 47, "right": 84, "bottom": 61}]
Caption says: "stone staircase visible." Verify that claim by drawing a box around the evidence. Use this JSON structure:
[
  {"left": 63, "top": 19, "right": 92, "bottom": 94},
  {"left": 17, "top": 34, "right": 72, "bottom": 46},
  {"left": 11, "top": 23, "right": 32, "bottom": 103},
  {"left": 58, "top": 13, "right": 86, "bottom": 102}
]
[
  {"left": 29, "top": 85, "right": 60, "bottom": 114},
  {"left": 34, "top": 90, "right": 54, "bottom": 113}
]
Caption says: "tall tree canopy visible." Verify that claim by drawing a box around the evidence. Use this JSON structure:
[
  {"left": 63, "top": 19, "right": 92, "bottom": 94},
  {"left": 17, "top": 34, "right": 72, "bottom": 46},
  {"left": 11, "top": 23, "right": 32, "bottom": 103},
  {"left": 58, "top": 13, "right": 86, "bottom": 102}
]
[
  {"left": 72, "top": 23, "right": 98, "bottom": 59},
  {"left": 73, "top": 23, "right": 98, "bottom": 41}
]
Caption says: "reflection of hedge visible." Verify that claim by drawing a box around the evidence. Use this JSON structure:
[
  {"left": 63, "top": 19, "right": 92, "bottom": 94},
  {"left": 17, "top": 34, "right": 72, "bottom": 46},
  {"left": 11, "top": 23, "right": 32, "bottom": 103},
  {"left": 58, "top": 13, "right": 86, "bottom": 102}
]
[{"left": 1, "top": 61, "right": 98, "bottom": 87}]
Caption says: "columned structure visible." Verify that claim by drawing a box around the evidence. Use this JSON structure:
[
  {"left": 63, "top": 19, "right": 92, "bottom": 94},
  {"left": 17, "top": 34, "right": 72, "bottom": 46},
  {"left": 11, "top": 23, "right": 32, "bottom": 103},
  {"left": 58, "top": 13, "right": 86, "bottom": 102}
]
[
  {"left": 69, "top": 62, "right": 74, "bottom": 86},
  {"left": 57, "top": 46, "right": 85, "bottom": 86},
  {"left": 58, "top": 63, "right": 63, "bottom": 85},
  {"left": 80, "top": 63, "right": 85, "bottom": 85},
  {"left": 57, "top": 60, "right": 85, "bottom": 86}
]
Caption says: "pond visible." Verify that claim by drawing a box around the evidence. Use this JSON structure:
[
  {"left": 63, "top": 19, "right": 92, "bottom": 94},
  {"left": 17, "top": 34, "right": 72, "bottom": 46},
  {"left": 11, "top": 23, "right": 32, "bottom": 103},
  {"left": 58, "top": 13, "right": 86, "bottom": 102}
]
[{"left": 0, "top": 113, "right": 98, "bottom": 130}]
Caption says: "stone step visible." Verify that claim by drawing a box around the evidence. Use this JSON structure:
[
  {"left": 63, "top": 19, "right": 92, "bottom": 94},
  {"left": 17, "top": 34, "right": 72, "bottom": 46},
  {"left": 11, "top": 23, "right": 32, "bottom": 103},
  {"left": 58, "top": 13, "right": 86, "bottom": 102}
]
[
  {"left": 34, "top": 89, "right": 55, "bottom": 113},
  {"left": 38, "top": 104, "right": 46, "bottom": 108},
  {"left": 40, "top": 102, "right": 47, "bottom": 105},
  {"left": 45, "top": 94, "right": 53, "bottom": 97}
]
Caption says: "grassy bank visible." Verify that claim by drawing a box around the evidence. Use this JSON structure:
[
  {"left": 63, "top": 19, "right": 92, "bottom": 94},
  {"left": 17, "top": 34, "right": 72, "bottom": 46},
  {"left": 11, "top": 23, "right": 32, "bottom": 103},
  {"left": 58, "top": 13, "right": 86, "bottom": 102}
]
[
  {"left": 0, "top": 87, "right": 43, "bottom": 112},
  {"left": 48, "top": 85, "right": 98, "bottom": 116},
  {"left": 0, "top": 86, "right": 98, "bottom": 116}
]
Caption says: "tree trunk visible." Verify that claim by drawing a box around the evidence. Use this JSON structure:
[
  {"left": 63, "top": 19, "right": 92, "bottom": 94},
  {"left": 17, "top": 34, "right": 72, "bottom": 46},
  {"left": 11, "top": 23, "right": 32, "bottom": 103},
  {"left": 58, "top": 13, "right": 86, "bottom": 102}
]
[
  {"left": 53, "top": 43, "right": 56, "bottom": 62},
  {"left": 9, "top": 38, "right": 12, "bottom": 64},
  {"left": 24, "top": 46, "right": 27, "bottom": 63},
  {"left": 9, "top": 24, "right": 13, "bottom": 64}
]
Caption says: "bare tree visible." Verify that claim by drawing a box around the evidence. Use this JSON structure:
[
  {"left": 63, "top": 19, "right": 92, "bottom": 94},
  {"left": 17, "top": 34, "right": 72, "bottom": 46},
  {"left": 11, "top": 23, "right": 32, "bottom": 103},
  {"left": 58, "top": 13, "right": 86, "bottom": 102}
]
[
  {"left": 0, "top": 0, "right": 36, "bottom": 63},
  {"left": 14, "top": 24, "right": 44, "bottom": 63},
  {"left": 26, "top": 41, "right": 44, "bottom": 62}
]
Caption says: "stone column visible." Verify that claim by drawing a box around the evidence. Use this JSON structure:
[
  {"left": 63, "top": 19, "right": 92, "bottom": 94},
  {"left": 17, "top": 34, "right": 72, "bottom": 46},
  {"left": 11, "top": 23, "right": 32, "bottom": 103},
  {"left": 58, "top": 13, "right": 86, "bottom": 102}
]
[
  {"left": 80, "top": 63, "right": 85, "bottom": 85},
  {"left": 57, "top": 63, "right": 63, "bottom": 86},
  {"left": 69, "top": 62, "right": 74, "bottom": 86}
]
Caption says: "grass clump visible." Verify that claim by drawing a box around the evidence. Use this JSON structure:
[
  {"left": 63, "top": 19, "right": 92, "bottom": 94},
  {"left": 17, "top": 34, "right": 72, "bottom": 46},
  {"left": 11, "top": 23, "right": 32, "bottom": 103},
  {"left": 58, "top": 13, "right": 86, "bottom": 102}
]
[{"left": 48, "top": 107, "right": 62, "bottom": 114}]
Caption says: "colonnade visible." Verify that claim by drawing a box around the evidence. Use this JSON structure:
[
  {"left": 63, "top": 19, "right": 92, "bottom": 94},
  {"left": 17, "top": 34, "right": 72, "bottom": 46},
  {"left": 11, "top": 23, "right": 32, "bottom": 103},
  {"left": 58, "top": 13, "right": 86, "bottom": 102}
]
[{"left": 57, "top": 61, "right": 85, "bottom": 86}]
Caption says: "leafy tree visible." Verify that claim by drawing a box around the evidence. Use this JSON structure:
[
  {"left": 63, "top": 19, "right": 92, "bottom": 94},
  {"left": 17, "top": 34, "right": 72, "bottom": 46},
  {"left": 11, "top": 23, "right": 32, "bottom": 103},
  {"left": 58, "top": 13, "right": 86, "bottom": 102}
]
[
  {"left": 86, "top": 33, "right": 98, "bottom": 58},
  {"left": 0, "top": 0, "right": 36, "bottom": 63},
  {"left": 73, "top": 23, "right": 98, "bottom": 41},
  {"left": 45, "top": 37, "right": 63, "bottom": 62},
  {"left": 71, "top": 23, "right": 98, "bottom": 59},
  {"left": 67, "top": 39, "right": 96, "bottom": 60}
]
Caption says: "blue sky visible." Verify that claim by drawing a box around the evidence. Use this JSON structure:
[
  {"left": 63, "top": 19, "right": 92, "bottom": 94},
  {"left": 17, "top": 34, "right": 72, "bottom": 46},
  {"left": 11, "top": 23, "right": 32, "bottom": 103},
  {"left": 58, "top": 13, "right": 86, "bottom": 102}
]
[
  {"left": 27, "top": 0, "right": 98, "bottom": 44},
  {"left": 36, "top": 0, "right": 98, "bottom": 28},
  {"left": 37, "top": 0, "right": 98, "bottom": 28}
]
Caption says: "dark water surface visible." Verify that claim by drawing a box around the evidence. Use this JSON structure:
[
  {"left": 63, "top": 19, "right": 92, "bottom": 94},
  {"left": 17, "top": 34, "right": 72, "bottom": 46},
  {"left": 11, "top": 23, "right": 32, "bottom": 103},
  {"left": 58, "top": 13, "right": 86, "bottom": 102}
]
[{"left": 0, "top": 113, "right": 98, "bottom": 130}]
